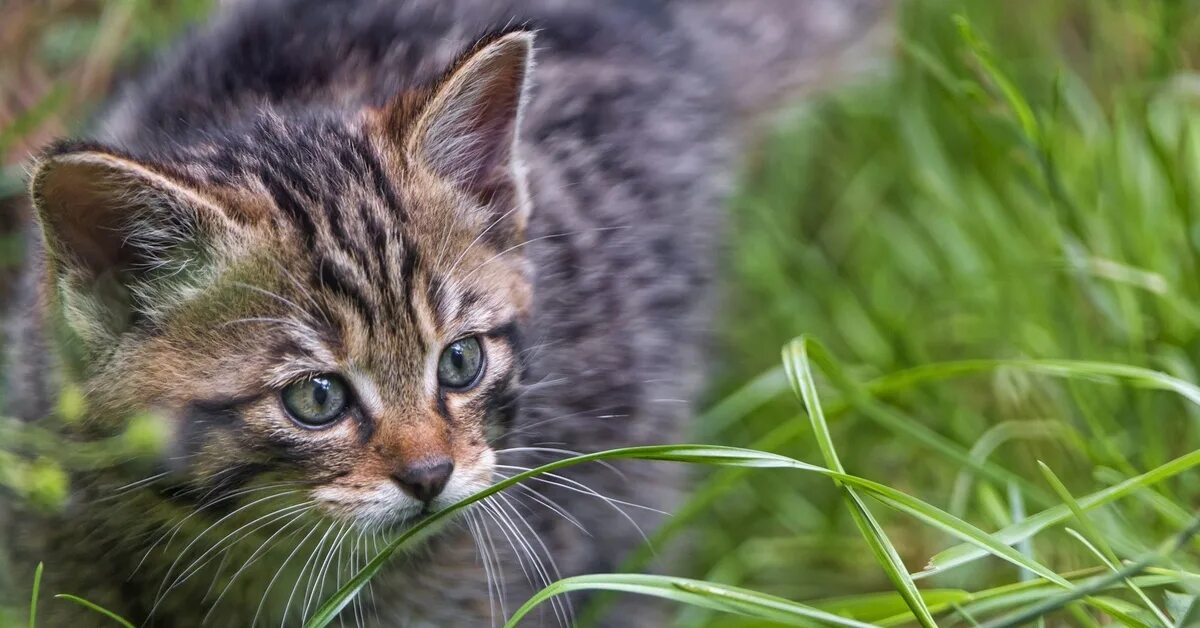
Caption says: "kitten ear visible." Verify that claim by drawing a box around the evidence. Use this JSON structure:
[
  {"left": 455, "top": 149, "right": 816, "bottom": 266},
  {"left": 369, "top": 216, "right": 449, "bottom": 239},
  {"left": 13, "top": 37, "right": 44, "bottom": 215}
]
[
  {"left": 31, "top": 145, "right": 229, "bottom": 342},
  {"left": 406, "top": 30, "right": 535, "bottom": 229}
]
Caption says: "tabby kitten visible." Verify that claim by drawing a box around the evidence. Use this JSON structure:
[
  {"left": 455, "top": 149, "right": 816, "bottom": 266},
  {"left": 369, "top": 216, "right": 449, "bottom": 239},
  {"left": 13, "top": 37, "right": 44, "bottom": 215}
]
[{"left": 2, "top": 0, "right": 882, "bottom": 625}]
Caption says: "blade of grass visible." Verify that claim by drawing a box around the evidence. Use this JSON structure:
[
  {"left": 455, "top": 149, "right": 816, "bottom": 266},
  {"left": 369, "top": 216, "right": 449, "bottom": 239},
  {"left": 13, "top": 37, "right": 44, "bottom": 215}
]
[
  {"left": 1170, "top": 592, "right": 1200, "bottom": 628},
  {"left": 800, "top": 340, "right": 1049, "bottom": 503},
  {"left": 784, "top": 336, "right": 937, "bottom": 628},
  {"left": 950, "top": 422, "right": 1084, "bottom": 517},
  {"left": 52, "top": 595, "right": 134, "bottom": 628},
  {"left": 503, "top": 574, "right": 876, "bottom": 628},
  {"left": 812, "top": 589, "right": 972, "bottom": 623},
  {"left": 842, "top": 474, "right": 1071, "bottom": 587},
  {"left": 1064, "top": 529, "right": 1170, "bottom": 626},
  {"left": 922, "top": 448, "right": 1200, "bottom": 578},
  {"left": 305, "top": 444, "right": 827, "bottom": 627},
  {"left": 1039, "top": 460, "right": 1172, "bottom": 625},
  {"left": 874, "top": 567, "right": 1190, "bottom": 627},
  {"left": 612, "top": 353, "right": 1200, "bottom": 606},
  {"left": 979, "top": 517, "right": 1200, "bottom": 627},
  {"left": 953, "top": 14, "right": 1041, "bottom": 146},
  {"left": 870, "top": 359, "right": 1200, "bottom": 410},
  {"left": 1008, "top": 482, "right": 1034, "bottom": 582},
  {"left": 28, "top": 563, "right": 42, "bottom": 628},
  {"left": 788, "top": 341, "right": 1073, "bottom": 587},
  {"left": 309, "top": 439, "right": 1069, "bottom": 626}
]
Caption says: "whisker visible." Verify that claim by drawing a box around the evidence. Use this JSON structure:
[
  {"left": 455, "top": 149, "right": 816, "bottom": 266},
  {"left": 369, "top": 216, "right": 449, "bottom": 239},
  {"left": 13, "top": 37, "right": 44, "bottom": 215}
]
[
  {"left": 203, "top": 503, "right": 316, "bottom": 623},
  {"left": 498, "top": 493, "right": 574, "bottom": 626},
  {"left": 457, "top": 226, "right": 629, "bottom": 286},
  {"left": 465, "top": 511, "right": 500, "bottom": 627},
  {"left": 138, "top": 481, "right": 303, "bottom": 578},
  {"left": 150, "top": 489, "right": 303, "bottom": 615},
  {"left": 284, "top": 519, "right": 339, "bottom": 627},
  {"left": 493, "top": 447, "right": 628, "bottom": 480},
  {"left": 162, "top": 496, "right": 311, "bottom": 603},
  {"left": 479, "top": 498, "right": 565, "bottom": 627},
  {"left": 495, "top": 464, "right": 664, "bottom": 516},
  {"left": 495, "top": 410, "right": 624, "bottom": 442},
  {"left": 477, "top": 499, "right": 537, "bottom": 599},
  {"left": 252, "top": 519, "right": 323, "bottom": 627},
  {"left": 101, "top": 471, "right": 170, "bottom": 499},
  {"left": 305, "top": 522, "right": 352, "bottom": 620},
  {"left": 502, "top": 479, "right": 589, "bottom": 535},
  {"left": 493, "top": 464, "right": 656, "bottom": 551},
  {"left": 433, "top": 203, "right": 525, "bottom": 304}
]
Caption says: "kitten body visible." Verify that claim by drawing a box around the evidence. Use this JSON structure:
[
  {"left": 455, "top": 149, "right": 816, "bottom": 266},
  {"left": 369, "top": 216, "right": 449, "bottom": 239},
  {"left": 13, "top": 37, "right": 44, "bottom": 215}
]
[{"left": 2, "top": 1, "right": 883, "bottom": 625}]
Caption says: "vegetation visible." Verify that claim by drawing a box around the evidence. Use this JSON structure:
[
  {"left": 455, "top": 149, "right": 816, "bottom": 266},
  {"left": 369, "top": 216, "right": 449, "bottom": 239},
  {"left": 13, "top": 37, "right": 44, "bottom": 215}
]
[{"left": 3, "top": 0, "right": 1200, "bottom": 625}]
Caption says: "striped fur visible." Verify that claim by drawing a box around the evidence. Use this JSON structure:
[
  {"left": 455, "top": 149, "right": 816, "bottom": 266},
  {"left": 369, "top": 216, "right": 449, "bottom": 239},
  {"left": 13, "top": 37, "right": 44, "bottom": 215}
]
[{"left": 3, "top": 0, "right": 885, "bottom": 625}]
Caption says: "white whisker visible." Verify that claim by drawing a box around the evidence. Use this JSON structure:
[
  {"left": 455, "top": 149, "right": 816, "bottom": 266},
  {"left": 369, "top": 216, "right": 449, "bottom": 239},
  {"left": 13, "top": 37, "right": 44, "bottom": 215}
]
[
  {"left": 495, "top": 492, "right": 573, "bottom": 625},
  {"left": 283, "top": 519, "right": 338, "bottom": 627},
  {"left": 203, "top": 505, "right": 314, "bottom": 622},
  {"left": 253, "top": 519, "right": 323, "bottom": 627}
]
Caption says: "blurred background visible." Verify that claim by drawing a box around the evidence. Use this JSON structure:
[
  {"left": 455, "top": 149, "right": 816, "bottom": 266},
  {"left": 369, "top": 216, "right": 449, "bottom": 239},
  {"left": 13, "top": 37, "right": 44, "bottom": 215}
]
[{"left": 4, "top": 0, "right": 1200, "bottom": 625}]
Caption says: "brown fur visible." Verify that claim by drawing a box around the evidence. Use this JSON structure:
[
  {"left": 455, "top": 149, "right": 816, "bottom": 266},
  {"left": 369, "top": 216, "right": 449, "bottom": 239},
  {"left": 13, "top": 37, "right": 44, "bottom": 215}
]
[{"left": 2, "top": 1, "right": 885, "bottom": 624}]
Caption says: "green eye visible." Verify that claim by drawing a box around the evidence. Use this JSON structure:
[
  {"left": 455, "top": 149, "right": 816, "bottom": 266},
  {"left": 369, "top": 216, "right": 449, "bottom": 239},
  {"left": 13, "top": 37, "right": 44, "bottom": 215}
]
[
  {"left": 438, "top": 336, "right": 484, "bottom": 389},
  {"left": 282, "top": 375, "right": 349, "bottom": 427}
]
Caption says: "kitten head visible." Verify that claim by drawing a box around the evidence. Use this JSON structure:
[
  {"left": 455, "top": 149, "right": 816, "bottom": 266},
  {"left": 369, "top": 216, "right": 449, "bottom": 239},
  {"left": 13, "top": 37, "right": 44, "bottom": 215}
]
[{"left": 29, "top": 31, "right": 535, "bottom": 529}]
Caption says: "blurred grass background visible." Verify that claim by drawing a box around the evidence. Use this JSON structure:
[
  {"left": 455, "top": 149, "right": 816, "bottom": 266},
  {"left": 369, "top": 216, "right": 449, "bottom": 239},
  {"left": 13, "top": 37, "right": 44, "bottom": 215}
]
[
  {"left": 693, "top": 0, "right": 1200, "bottom": 624},
  {"left": 3, "top": 0, "right": 1200, "bottom": 625}
]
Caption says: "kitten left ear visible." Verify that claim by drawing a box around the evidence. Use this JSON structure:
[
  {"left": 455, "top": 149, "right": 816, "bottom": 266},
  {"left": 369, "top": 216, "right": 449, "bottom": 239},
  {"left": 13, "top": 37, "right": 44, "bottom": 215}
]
[
  {"left": 30, "top": 145, "right": 234, "bottom": 344},
  {"left": 402, "top": 30, "right": 535, "bottom": 229}
]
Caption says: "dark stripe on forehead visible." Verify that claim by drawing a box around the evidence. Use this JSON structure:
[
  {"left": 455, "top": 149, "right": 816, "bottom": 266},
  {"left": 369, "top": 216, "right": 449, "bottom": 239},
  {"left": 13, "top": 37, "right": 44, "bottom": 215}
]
[
  {"left": 265, "top": 178, "right": 318, "bottom": 244},
  {"left": 457, "top": 290, "right": 484, "bottom": 321},
  {"left": 275, "top": 152, "right": 321, "bottom": 200},
  {"left": 323, "top": 200, "right": 350, "bottom": 250},
  {"left": 426, "top": 275, "right": 449, "bottom": 328},
  {"left": 357, "top": 200, "right": 391, "bottom": 277},
  {"left": 315, "top": 258, "right": 377, "bottom": 329},
  {"left": 354, "top": 139, "right": 405, "bottom": 222},
  {"left": 399, "top": 236, "right": 422, "bottom": 327},
  {"left": 324, "top": 201, "right": 374, "bottom": 275},
  {"left": 400, "top": 243, "right": 420, "bottom": 293}
]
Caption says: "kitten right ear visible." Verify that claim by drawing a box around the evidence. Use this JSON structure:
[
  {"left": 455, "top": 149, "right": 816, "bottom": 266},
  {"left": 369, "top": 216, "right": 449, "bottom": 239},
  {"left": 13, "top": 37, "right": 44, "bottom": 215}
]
[
  {"left": 31, "top": 145, "right": 231, "bottom": 343},
  {"left": 374, "top": 30, "right": 535, "bottom": 242},
  {"left": 405, "top": 30, "right": 534, "bottom": 194}
]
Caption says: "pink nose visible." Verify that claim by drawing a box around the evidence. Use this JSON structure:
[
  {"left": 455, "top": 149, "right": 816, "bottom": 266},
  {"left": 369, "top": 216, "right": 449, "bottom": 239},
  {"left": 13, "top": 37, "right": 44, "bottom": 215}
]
[{"left": 392, "top": 457, "right": 454, "bottom": 503}]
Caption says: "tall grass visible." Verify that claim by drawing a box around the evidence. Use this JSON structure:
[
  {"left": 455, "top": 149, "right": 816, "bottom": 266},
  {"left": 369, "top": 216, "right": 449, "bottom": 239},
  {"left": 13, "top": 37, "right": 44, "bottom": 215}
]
[
  {"left": 4, "top": 0, "right": 1200, "bottom": 625},
  {"left": 678, "top": 0, "right": 1200, "bottom": 624}
]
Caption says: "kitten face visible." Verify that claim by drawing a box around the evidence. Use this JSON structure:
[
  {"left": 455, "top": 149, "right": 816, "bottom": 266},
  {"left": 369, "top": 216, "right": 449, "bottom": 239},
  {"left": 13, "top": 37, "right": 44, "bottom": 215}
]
[
  {"left": 111, "top": 189, "right": 528, "bottom": 530},
  {"left": 30, "top": 31, "right": 535, "bottom": 531}
]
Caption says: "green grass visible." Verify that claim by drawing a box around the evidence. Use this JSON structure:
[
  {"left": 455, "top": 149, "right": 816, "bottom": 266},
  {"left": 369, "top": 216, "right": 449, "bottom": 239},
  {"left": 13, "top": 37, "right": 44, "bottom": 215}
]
[
  {"left": 677, "top": 0, "right": 1200, "bottom": 624},
  {"left": 6, "top": 0, "right": 1200, "bottom": 625}
]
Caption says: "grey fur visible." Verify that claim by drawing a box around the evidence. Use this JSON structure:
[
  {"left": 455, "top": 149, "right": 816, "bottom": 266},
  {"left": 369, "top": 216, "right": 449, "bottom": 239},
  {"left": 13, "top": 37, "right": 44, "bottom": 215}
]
[{"left": 3, "top": 1, "right": 885, "bottom": 625}]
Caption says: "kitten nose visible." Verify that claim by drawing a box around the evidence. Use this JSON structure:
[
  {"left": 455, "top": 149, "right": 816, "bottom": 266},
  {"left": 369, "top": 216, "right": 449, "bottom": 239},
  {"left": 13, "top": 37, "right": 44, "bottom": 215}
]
[{"left": 393, "top": 457, "right": 454, "bottom": 503}]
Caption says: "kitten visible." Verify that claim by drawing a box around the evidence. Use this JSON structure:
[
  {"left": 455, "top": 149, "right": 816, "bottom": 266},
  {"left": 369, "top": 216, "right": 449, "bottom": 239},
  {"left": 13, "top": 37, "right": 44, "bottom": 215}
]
[{"left": 2, "top": 0, "right": 884, "bottom": 625}]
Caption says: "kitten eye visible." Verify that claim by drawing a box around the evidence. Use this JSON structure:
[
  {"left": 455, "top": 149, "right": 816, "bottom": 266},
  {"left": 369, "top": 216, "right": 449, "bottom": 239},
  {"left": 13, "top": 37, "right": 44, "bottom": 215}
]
[
  {"left": 437, "top": 336, "right": 484, "bottom": 390},
  {"left": 281, "top": 374, "right": 349, "bottom": 427}
]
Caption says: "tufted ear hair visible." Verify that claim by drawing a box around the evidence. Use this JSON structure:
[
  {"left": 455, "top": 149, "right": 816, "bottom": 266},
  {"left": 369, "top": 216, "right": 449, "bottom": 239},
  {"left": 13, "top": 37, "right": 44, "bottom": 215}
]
[
  {"left": 385, "top": 30, "right": 535, "bottom": 239},
  {"left": 30, "top": 144, "right": 233, "bottom": 343}
]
